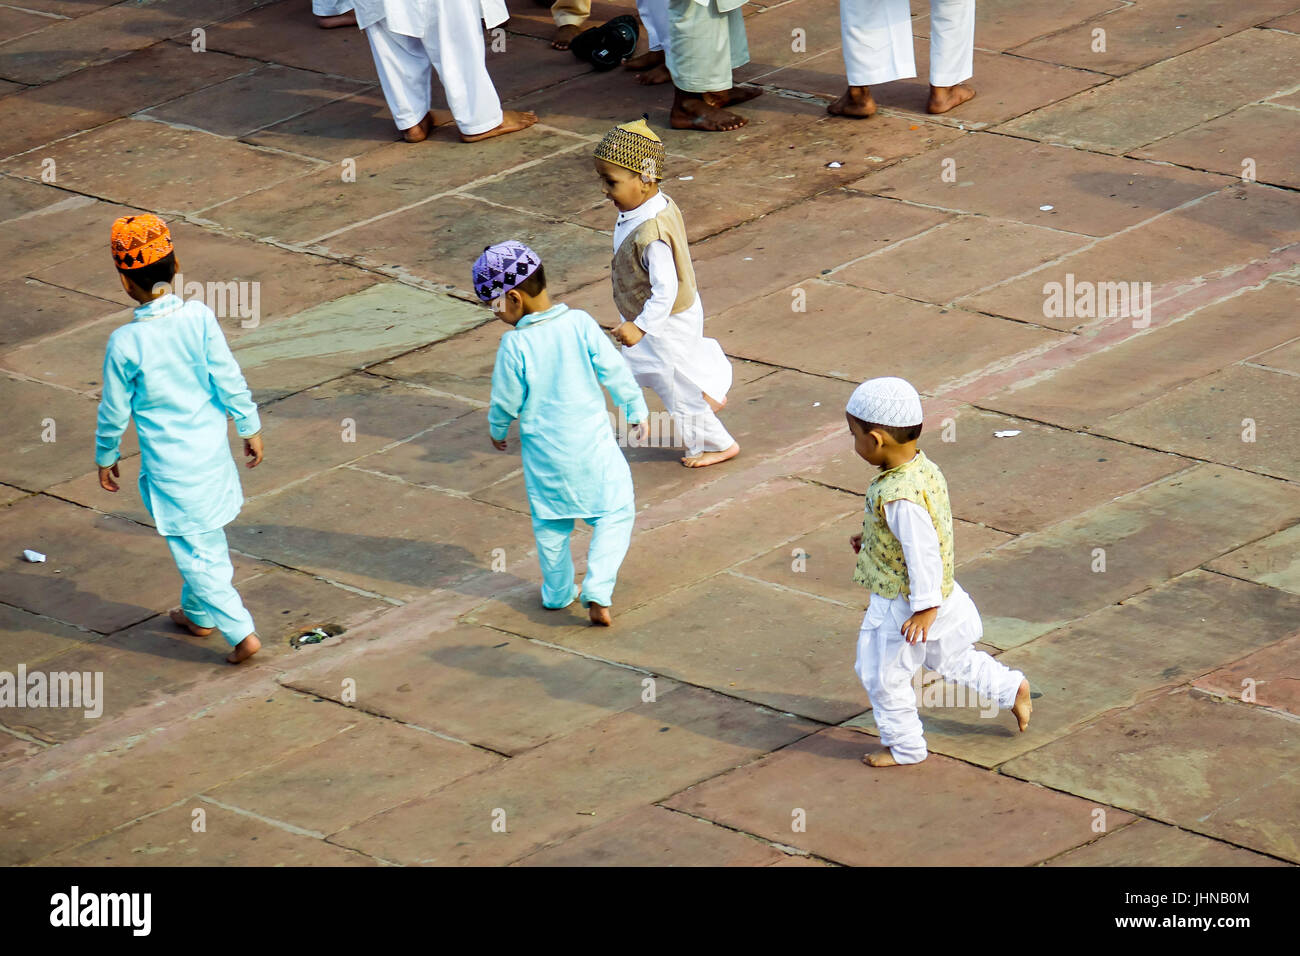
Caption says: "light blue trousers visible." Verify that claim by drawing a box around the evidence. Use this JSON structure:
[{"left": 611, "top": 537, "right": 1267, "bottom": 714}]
[
  {"left": 667, "top": 0, "right": 750, "bottom": 93},
  {"left": 531, "top": 501, "right": 637, "bottom": 609},
  {"left": 164, "top": 528, "right": 256, "bottom": 646}
]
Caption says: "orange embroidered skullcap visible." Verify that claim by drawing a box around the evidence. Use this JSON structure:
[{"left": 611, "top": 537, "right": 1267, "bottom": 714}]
[{"left": 110, "top": 213, "right": 174, "bottom": 269}]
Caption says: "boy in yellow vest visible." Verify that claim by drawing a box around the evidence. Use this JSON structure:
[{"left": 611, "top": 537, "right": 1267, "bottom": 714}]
[
  {"left": 594, "top": 118, "right": 738, "bottom": 468},
  {"left": 847, "top": 377, "right": 1031, "bottom": 766}
]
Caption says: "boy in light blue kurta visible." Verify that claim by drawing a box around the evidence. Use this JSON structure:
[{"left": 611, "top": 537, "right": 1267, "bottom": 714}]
[
  {"left": 96, "top": 214, "right": 265, "bottom": 664},
  {"left": 475, "top": 241, "right": 648, "bottom": 627}
]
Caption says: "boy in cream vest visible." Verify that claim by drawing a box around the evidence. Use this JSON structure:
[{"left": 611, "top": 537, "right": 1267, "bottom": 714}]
[
  {"left": 847, "top": 377, "right": 1031, "bottom": 766},
  {"left": 594, "top": 118, "right": 738, "bottom": 468}
]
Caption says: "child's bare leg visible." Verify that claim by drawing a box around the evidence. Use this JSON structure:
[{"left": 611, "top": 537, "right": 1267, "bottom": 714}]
[
  {"left": 169, "top": 608, "right": 214, "bottom": 637},
  {"left": 828, "top": 84, "right": 877, "bottom": 118},
  {"left": 588, "top": 603, "right": 612, "bottom": 626},
  {"left": 1012, "top": 678, "right": 1032, "bottom": 731},
  {"left": 928, "top": 83, "right": 975, "bottom": 114},
  {"left": 460, "top": 110, "right": 539, "bottom": 142},
  {"left": 682, "top": 443, "right": 740, "bottom": 468},
  {"left": 227, "top": 632, "right": 261, "bottom": 664}
]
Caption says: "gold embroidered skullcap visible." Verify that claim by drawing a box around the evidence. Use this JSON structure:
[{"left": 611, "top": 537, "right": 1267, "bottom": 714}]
[{"left": 593, "top": 116, "right": 666, "bottom": 181}]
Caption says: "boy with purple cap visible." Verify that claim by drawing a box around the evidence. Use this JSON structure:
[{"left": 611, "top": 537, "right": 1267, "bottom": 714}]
[
  {"left": 846, "top": 376, "right": 1031, "bottom": 766},
  {"left": 476, "top": 241, "right": 649, "bottom": 626}
]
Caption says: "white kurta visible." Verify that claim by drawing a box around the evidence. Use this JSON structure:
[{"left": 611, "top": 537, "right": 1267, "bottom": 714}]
[
  {"left": 853, "top": 497, "right": 1024, "bottom": 764},
  {"left": 356, "top": 0, "right": 505, "bottom": 135},
  {"left": 613, "top": 192, "right": 735, "bottom": 456},
  {"left": 839, "top": 0, "right": 974, "bottom": 88}
]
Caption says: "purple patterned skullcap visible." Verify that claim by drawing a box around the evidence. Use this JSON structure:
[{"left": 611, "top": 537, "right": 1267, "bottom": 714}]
[{"left": 472, "top": 240, "right": 542, "bottom": 304}]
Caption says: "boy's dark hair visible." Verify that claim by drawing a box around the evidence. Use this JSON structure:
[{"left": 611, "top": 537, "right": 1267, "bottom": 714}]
[
  {"left": 118, "top": 251, "right": 178, "bottom": 294},
  {"left": 516, "top": 263, "right": 546, "bottom": 297},
  {"left": 850, "top": 413, "right": 922, "bottom": 444}
]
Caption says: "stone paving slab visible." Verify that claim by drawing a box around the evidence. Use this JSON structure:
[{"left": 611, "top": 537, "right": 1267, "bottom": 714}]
[
  {"left": 845, "top": 570, "right": 1300, "bottom": 767},
  {"left": 0, "top": 7, "right": 56, "bottom": 44},
  {"left": 712, "top": 280, "right": 1063, "bottom": 389},
  {"left": 0, "top": 484, "right": 29, "bottom": 508},
  {"left": 1009, "top": 0, "right": 1296, "bottom": 77},
  {"left": 206, "top": 713, "right": 502, "bottom": 836},
  {"left": 1254, "top": 338, "right": 1300, "bottom": 374},
  {"left": 43, "top": 801, "right": 376, "bottom": 866},
  {"left": 1003, "top": 689, "right": 1300, "bottom": 863},
  {"left": 981, "top": 282, "right": 1300, "bottom": 430},
  {"left": 1047, "top": 818, "right": 1289, "bottom": 867},
  {"left": 957, "top": 185, "right": 1300, "bottom": 328},
  {"left": 997, "top": 29, "right": 1299, "bottom": 153},
  {"left": 286, "top": 622, "right": 661, "bottom": 755},
  {"left": 735, "top": 516, "right": 1011, "bottom": 608},
  {"left": 328, "top": 684, "right": 816, "bottom": 865},
  {"left": 732, "top": 0, "right": 844, "bottom": 83},
  {"left": 2, "top": 118, "right": 322, "bottom": 217},
  {"left": 1098, "top": 364, "right": 1300, "bottom": 481},
  {"left": 0, "top": 42, "right": 255, "bottom": 160},
  {"left": 0, "top": 277, "right": 118, "bottom": 352},
  {"left": 0, "top": 194, "right": 136, "bottom": 282},
  {"left": 367, "top": 322, "right": 502, "bottom": 404},
  {"left": 956, "top": 464, "right": 1300, "bottom": 649},
  {"left": 199, "top": 1, "right": 382, "bottom": 81},
  {"left": 0, "top": 691, "right": 359, "bottom": 866},
  {"left": 0, "top": 373, "right": 134, "bottom": 491},
  {"left": 229, "top": 467, "right": 533, "bottom": 602},
  {"left": 1206, "top": 524, "right": 1300, "bottom": 595},
  {"left": 836, "top": 216, "right": 1089, "bottom": 304},
  {"left": 1191, "top": 632, "right": 1300, "bottom": 719},
  {"left": 848, "top": 130, "right": 1227, "bottom": 238},
  {"left": 0, "top": 603, "right": 101, "bottom": 675},
  {"left": 242, "top": 89, "right": 400, "bottom": 162},
  {"left": 208, "top": 128, "right": 589, "bottom": 245},
  {"left": 0, "top": 494, "right": 265, "bottom": 635},
  {"left": 0, "top": 732, "right": 44, "bottom": 772},
  {"left": 142, "top": 63, "right": 370, "bottom": 139},
  {"left": 913, "top": 0, "right": 1126, "bottom": 52},
  {"left": 512, "top": 804, "right": 798, "bottom": 866},
  {"left": 1131, "top": 104, "right": 1300, "bottom": 190},
  {"left": 663, "top": 726, "right": 1132, "bottom": 866}
]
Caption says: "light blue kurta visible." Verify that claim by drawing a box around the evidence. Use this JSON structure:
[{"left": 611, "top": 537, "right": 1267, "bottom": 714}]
[
  {"left": 95, "top": 294, "right": 261, "bottom": 537},
  {"left": 489, "top": 304, "right": 648, "bottom": 521}
]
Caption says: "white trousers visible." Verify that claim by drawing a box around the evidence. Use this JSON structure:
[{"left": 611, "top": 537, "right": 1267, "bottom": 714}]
[
  {"left": 622, "top": 339, "right": 735, "bottom": 457},
  {"left": 854, "top": 583, "right": 1023, "bottom": 764},
  {"left": 637, "top": 0, "right": 671, "bottom": 54},
  {"left": 839, "top": 0, "right": 974, "bottom": 88},
  {"left": 364, "top": 7, "right": 503, "bottom": 135}
]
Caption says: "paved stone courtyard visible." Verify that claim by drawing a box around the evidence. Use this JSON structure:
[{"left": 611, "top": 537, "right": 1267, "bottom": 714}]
[{"left": 0, "top": 0, "right": 1297, "bottom": 866}]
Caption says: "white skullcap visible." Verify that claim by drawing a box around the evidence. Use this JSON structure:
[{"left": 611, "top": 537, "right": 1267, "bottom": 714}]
[{"left": 846, "top": 377, "right": 923, "bottom": 427}]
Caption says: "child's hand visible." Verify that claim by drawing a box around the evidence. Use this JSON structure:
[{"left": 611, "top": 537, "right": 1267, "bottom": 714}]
[
  {"left": 244, "top": 433, "right": 264, "bottom": 468},
  {"left": 98, "top": 461, "right": 121, "bottom": 493},
  {"left": 850, "top": 533, "right": 862, "bottom": 553},
  {"left": 630, "top": 421, "right": 648, "bottom": 444},
  {"left": 613, "top": 321, "right": 644, "bottom": 347},
  {"left": 901, "top": 606, "right": 939, "bottom": 644},
  {"left": 491, "top": 435, "right": 508, "bottom": 451}
]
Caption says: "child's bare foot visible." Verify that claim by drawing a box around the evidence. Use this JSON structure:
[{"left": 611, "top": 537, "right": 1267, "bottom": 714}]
[
  {"left": 635, "top": 64, "right": 672, "bottom": 85},
  {"left": 928, "top": 83, "right": 975, "bottom": 114},
  {"left": 316, "top": 12, "right": 356, "bottom": 28},
  {"left": 862, "top": 748, "right": 899, "bottom": 767},
  {"left": 461, "top": 110, "right": 538, "bottom": 142},
  {"left": 682, "top": 442, "right": 739, "bottom": 468},
  {"left": 402, "top": 109, "right": 455, "bottom": 142},
  {"left": 588, "top": 603, "right": 612, "bottom": 626},
  {"left": 169, "top": 608, "right": 214, "bottom": 637},
  {"left": 703, "top": 391, "right": 727, "bottom": 412},
  {"left": 1012, "top": 678, "right": 1032, "bottom": 731},
  {"left": 827, "top": 85, "right": 876, "bottom": 118},
  {"left": 552, "top": 23, "right": 582, "bottom": 49},
  {"left": 227, "top": 632, "right": 261, "bottom": 664}
]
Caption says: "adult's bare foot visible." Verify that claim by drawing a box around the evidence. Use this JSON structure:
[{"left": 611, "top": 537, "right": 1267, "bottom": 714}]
[
  {"left": 227, "top": 632, "right": 261, "bottom": 664},
  {"left": 552, "top": 23, "right": 582, "bottom": 50},
  {"left": 402, "top": 109, "right": 455, "bottom": 143},
  {"left": 928, "top": 82, "right": 975, "bottom": 114},
  {"left": 635, "top": 63, "right": 672, "bottom": 85},
  {"left": 682, "top": 442, "right": 740, "bottom": 467},
  {"left": 1012, "top": 678, "right": 1033, "bottom": 732},
  {"left": 862, "top": 748, "right": 900, "bottom": 767},
  {"left": 624, "top": 49, "right": 664, "bottom": 71},
  {"left": 588, "top": 603, "right": 612, "bottom": 626},
  {"left": 170, "top": 608, "right": 214, "bottom": 637},
  {"left": 671, "top": 98, "right": 747, "bottom": 132},
  {"left": 828, "top": 85, "right": 876, "bottom": 118},
  {"left": 316, "top": 12, "right": 356, "bottom": 28},
  {"left": 461, "top": 110, "right": 538, "bottom": 142}
]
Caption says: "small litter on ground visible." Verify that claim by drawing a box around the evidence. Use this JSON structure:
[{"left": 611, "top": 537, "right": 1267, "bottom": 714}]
[
  {"left": 22, "top": 550, "right": 46, "bottom": 563},
  {"left": 993, "top": 430, "right": 1022, "bottom": 438}
]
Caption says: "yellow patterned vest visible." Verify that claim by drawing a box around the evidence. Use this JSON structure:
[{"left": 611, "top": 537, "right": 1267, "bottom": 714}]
[{"left": 853, "top": 450, "right": 955, "bottom": 600}]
